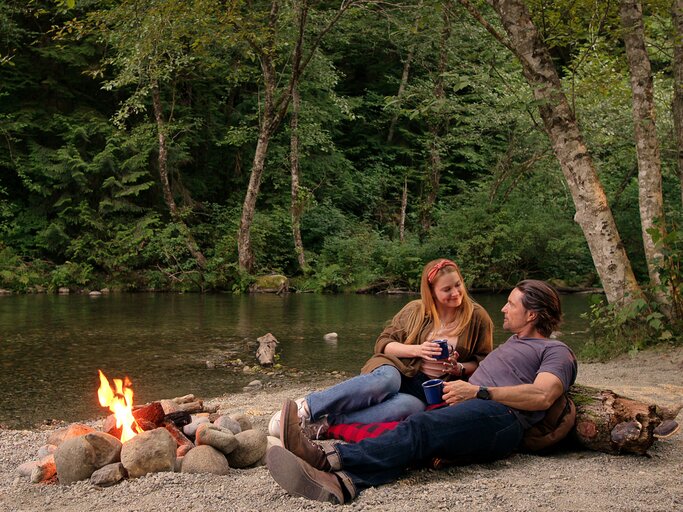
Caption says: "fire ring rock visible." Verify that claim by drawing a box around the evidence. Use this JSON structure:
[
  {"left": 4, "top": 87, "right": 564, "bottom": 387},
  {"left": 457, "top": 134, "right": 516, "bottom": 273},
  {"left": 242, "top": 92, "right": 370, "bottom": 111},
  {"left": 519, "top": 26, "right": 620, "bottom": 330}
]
[
  {"left": 120, "top": 427, "right": 176, "bottom": 478},
  {"left": 54, "top": 436, "right": 98, "bottom": 484},
  {"left": 229, "top": 412, "right": 253, "bottom": 432},
  {"left": 226, "top": 430, "right": 267, "bottom": 468},
  {"left": 195, "top": 423, "right": 238, "bottom": 455},
  {"left": 181, "top": 445, "right": 230, "bottom": 475},
  {"left": 213, "top": 415, "right": 242, "bottom": 435}
]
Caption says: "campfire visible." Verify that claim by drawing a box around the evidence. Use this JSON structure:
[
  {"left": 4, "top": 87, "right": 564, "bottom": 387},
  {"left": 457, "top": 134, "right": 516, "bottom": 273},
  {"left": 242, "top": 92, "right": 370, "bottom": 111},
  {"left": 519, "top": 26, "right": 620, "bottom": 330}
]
[
  {"left": 16, "top": 369, "right": 272, "bottom": 487},
  {"left": 97, "top": 369, "right": 142, "bottom": 443}
]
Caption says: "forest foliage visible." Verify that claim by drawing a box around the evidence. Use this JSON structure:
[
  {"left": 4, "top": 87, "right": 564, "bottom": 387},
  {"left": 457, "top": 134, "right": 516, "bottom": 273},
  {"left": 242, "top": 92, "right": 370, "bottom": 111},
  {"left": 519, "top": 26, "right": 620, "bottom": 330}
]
[{"left": 0, "top": 0, "right": 680, "bottom": 327}]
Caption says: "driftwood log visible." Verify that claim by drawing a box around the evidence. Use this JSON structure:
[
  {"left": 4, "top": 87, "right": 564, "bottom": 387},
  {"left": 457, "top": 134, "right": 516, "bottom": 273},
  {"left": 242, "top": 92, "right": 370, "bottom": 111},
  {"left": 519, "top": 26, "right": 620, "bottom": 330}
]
[
  {"left": 570, "top": 384, "right": 681, "bottom": 455},
  {"left": 256, "top": 333, "right": 279, "bottom": 366}
]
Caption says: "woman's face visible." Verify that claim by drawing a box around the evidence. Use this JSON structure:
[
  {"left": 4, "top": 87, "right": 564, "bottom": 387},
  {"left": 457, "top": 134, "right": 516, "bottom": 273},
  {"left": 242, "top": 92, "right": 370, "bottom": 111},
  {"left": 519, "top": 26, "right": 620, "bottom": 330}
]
[{"left": 431, "top": 270, "right": 464, "bottom": 310}]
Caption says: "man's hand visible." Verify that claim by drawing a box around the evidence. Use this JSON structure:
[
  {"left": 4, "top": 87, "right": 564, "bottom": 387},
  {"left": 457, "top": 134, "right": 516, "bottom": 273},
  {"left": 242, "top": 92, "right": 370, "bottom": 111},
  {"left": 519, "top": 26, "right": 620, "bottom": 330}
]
[{"left": 442, "top": 380, "right": 478, "bottom": 405}]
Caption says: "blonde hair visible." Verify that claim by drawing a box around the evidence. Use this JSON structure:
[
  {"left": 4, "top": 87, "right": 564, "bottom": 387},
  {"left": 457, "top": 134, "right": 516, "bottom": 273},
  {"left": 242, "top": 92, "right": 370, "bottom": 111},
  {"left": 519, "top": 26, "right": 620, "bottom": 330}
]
[{"left": 401, "top": 259, "right": 474, "bottom": 345}]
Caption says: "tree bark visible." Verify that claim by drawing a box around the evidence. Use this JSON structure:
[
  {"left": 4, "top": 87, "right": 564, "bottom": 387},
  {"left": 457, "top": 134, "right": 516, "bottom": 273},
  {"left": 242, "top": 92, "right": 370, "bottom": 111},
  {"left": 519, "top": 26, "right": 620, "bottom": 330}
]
[
  {"left": 236, "top": 0, "right": 356, "bottom": 273},
  {"left": 421, "top": 5, "right": 451, "bottom": 233},
  {"left": 570, "top": 384, "right": 681, "bottom": 455},
  {"left": 673, "top": 0, "right": 683, "bottom": 207},
  {"left": 290, "top": 83, "right": 308, "bottom": 272},
  {"left": 400, "top": 175, "right": 408, "bottom": 242},
  {"left": 476, "top": 0, "right": 642, "bottom": 306},
  {"left": 151, "top": 82, "right": 207, "bottom": 269},
  {"left": 620, "top": 0, "right": 667, "bottom": 292}
]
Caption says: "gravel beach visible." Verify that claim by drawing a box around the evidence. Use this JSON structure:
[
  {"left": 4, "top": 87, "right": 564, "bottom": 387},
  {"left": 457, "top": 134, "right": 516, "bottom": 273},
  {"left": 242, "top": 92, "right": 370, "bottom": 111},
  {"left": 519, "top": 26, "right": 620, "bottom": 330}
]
[{"left": 1, "top": 346, "right": 682, "bottom": 512}]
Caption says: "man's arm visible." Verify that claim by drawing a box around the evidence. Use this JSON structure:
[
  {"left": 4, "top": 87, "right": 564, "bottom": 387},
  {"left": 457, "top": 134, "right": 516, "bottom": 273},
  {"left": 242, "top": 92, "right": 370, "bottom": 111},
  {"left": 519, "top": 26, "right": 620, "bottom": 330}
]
[{"left": 442, "top": 372, "right": 565, "bottom": 411}]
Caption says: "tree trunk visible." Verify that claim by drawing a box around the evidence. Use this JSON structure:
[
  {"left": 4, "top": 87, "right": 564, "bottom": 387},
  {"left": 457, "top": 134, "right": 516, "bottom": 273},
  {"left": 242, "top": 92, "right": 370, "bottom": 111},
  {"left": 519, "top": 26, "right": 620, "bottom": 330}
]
[
  {"left": 421, "top": 5, "right": 450, "bottom": 234},
  {"left": 387, "top": 47, "right": 415, "bottom": 143},
  {"left": 620, "top": 0, "right": 667, "bottom": 293},
  {"left": 290, "top": 83, "right": 308, "bottom": 271},
  {"left": 400, "top": 175, "right": 408, "bottom": 243},
  {"left": 570, "top": 384, "right": 681, "bottom": 455},
  {"left": 236, "top": 0, "right": 351, "bottom": 273},
  {"left": 238, "top": 129, "right": 272, "bottom": 273},
  {"left": 673, "top": 0, "right": 683, "bottom": 208},
  {"left": 480, "top": 0, "right": 642, "bottom": 306},
  {"left": 151, "top": 83, "right": 207, "bottom": 269}
]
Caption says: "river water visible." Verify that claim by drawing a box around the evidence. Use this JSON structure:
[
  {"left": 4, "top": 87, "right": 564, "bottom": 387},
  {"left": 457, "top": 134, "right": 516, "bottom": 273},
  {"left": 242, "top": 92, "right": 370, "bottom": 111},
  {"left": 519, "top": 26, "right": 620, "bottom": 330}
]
[{"left": 0, "top": 292, "right": 593, "bottom": 429}]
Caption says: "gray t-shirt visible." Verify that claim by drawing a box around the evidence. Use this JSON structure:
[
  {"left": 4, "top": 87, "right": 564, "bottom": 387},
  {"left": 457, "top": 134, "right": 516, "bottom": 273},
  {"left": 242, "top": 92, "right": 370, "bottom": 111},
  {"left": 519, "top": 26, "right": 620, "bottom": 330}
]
[{"left": 469, "top": 335, "right": 577, "bottom": 429}]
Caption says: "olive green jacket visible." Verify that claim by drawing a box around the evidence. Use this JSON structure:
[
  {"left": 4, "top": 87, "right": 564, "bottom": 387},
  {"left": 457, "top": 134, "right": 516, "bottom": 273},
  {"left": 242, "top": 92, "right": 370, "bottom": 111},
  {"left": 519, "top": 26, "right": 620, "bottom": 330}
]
[{"left": 360, "top": 300, "right": 493, "bottom": 379}]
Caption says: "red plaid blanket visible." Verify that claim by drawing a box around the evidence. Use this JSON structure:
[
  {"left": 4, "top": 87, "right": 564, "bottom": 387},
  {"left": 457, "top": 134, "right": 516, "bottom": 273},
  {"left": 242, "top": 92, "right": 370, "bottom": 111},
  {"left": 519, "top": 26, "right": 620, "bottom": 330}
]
[{"left": 326, "top": 402, "right": 446, "bottom": 443}]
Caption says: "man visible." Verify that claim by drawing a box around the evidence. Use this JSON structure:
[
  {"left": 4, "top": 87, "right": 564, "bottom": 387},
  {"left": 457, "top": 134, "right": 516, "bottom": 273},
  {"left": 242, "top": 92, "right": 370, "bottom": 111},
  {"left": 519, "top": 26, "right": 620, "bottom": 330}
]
[{"left": 266, "top": 280, "right": 578, "bottom": 504}]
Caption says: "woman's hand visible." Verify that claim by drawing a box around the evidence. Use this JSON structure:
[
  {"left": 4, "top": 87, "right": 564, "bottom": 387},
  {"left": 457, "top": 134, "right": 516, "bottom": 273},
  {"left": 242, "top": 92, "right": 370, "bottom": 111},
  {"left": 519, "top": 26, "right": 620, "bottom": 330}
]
[
  {"left": 442, "top": 380, "right": 478, "bottom": 405},
  {"left": 418, "top": 340, "right": 444, "bottom": 360}
]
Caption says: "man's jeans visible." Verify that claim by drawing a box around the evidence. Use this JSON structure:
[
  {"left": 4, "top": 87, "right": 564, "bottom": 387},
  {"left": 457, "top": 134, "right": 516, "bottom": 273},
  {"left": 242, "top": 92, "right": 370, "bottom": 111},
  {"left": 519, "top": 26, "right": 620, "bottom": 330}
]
[
  {"left": 306, "top": 365, "right": 426, "bottom": 425},
  {"left": 333, "top": 399, "right": 524, "bottom": 492}
]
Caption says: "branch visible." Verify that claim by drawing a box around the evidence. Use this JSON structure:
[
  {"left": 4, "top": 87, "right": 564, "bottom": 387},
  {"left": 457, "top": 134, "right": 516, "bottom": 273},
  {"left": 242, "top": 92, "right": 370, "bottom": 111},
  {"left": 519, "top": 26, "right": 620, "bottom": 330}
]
[{"left": 455, "top": 0, "right": 516, "bottom": 55}]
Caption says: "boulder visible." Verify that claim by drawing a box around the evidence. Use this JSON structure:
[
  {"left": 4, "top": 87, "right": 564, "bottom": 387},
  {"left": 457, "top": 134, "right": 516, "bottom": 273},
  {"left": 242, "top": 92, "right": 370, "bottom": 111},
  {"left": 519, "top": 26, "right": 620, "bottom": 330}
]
[
  {"left": 183, "top": 415, "right": 211, "bottom": 437},
  {"left": 213, "top": 415, "right": 242, "bottom": 435},
  {"left": 256, "top": 333, "right": 278, "bottom": 366},
  {"left": 84, "top": 432, "right": 122, "bottom": 467},
  {"left": 181, "top": 445, "right": 230, "bottom": 476},
  {"left": 226, "top": 430, "right": 267, "bottom": 468},
  {"left": 54, "top": 436, "right": 98, "bottom": 484},
  {"left": 31, "top": 455, "right": 56, "bottom": 483},
  {"left": 229, "top": 413, "right": 253, "bottom": 432},
  {"left": 37, "top": 444, "right": 57, "bottom": 458},
  {"left": 47, "top": 423, "right": 96, "bottom": 447},
  {"left": 90, "top": 462, "right": 127, "bottom": 487},
  {"left": 120, "top": 428, "right": 176, "bottom": 478},
  {"left": 250, "top": 274, "right": 288, "bottom": 294},
  {"left": 195, "top": 424, "right": 238, "bottom": 455}
]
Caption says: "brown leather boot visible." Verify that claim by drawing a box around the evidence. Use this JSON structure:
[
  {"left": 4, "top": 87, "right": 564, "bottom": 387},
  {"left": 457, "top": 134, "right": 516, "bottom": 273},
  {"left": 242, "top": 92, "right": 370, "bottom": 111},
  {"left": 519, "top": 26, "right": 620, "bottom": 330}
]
[
  {"left": 302, "top": 416, "right": 330, "bottom": 440},
  {"left": 280, "top": 399, "right": 330, "bottom": 470},
  {"left": 266, "top": 446, "right": 345, "bottom": 504}
]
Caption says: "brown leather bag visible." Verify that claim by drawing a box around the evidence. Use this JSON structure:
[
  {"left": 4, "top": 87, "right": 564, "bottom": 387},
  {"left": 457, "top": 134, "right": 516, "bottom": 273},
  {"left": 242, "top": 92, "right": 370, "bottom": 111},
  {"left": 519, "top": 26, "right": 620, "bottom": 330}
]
[{"left": 520, "top": 393, "right": 576, "bottom": 452}]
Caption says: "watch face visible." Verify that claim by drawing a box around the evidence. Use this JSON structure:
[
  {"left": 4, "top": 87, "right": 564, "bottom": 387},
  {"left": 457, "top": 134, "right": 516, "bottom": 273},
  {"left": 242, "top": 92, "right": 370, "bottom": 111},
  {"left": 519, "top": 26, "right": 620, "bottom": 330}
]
[{"left": 477, "top": 387, "right": 490, "bottom": 400}]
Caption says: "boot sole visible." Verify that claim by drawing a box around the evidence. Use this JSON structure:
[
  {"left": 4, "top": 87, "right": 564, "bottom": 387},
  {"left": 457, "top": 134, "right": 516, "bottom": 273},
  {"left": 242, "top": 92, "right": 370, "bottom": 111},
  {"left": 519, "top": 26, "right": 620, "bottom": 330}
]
[{"left": 266, "top": 446, "right": 343, "bottom": 504}]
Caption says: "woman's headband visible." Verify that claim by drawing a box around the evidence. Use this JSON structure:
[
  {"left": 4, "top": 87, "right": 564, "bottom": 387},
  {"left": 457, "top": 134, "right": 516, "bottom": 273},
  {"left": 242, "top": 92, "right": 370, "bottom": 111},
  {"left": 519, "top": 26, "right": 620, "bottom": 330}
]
[{"left": 427, "top": 259, "right": 457, "bottom": 283}]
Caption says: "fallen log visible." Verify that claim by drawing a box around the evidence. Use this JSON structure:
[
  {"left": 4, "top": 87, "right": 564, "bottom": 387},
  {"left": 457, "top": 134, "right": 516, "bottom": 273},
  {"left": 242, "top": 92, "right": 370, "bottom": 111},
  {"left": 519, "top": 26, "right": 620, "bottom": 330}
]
[{"left": 570, "top": 384, "right": 682, "bottom": 455}]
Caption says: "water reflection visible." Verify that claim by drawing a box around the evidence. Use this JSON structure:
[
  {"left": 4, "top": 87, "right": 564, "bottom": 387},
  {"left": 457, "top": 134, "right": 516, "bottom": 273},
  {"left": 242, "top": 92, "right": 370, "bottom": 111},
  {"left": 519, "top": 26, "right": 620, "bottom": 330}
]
[{"left": 0, "top": 292, "right": 592, "bottom": 428}]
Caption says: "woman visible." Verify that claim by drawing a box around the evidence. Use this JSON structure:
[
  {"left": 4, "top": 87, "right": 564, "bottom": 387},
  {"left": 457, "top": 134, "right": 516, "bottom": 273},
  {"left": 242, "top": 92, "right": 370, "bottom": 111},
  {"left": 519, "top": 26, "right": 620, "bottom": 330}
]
[{"left": 269, "top": 258, "right": 494, "bottom": 438}]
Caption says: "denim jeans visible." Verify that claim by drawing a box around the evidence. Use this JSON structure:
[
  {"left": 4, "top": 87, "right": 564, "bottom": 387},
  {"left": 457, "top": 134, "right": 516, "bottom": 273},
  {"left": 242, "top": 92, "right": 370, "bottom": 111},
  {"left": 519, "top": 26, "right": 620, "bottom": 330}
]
[
  {"left": 306, "top": 365, "right": 426, "bottom": 425},
  {"left": 334, "top": 399, "right": 524, "bottom": 492}
]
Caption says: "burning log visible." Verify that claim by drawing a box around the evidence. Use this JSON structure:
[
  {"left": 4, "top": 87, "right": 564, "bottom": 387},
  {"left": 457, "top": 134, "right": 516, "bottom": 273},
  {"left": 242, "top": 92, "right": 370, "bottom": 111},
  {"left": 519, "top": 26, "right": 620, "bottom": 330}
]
[
  {"left": 570, "top": 384, "right": 682, "bottom": 455},
  {"left": 256, "top": 333, "right": 278, "bottom": 366},
  {"left": 133, "top": 401, "right": 165, "bottom": 427},
  {"left": 163, "top": 420, "right": 195, "bottom": 456}
]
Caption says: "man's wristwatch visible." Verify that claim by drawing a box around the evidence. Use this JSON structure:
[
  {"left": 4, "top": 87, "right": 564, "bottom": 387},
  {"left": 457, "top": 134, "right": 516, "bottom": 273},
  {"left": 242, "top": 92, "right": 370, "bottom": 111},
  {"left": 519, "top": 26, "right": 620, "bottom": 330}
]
[{"left": 476, "top": 385, "right": 491, "bottom": 400}]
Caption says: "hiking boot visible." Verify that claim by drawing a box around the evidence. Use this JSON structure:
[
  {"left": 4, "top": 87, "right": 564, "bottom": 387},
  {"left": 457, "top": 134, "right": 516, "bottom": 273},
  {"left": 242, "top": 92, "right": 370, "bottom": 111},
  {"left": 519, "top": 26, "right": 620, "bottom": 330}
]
[
  {"left": 302, "top": 416, "right": 330, "bottom": 440},
  {"left": 280, "top": 398, "right": 330, "bottom": 471},
  {"left": 268, "top": 397, "right": 309, "bottom": 438},
  {"left": 266, "top": 446, "right": 345, "bottom": 504}
]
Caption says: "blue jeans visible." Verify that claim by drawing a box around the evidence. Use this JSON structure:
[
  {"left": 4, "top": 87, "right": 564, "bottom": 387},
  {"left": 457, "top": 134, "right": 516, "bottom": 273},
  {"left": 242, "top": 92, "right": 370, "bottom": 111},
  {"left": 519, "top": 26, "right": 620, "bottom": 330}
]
[
  {"left": 306, "top": 365, "right": 426, "bottom": 425},
  {"left": 334, "top": 400, "right": 524, "bottom": 492}
]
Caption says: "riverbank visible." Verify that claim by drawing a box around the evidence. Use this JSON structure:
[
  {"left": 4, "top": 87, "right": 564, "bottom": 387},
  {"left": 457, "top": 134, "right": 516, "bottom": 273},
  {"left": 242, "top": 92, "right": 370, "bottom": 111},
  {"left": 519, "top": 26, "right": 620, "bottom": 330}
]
[{"left": 1, "top": 345, "right": 682, "bottom": 512}]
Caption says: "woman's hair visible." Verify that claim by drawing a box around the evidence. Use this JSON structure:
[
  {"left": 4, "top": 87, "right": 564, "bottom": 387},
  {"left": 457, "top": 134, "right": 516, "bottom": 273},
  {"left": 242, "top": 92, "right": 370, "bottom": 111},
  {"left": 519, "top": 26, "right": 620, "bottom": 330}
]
[
  {"left": 401, "top": 259, "right": 474, "bottom": 344},
  {"left": 515, "top": 279, "right": 563, "bottom": 337}
]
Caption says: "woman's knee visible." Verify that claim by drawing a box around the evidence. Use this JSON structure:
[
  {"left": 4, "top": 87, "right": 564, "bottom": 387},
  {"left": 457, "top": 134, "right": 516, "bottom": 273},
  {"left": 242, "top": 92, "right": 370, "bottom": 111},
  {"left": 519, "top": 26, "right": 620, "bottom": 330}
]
[
  {"left": 390, "top": 393, "right": 426, "bottom": 418},
  {"left": 368, "top": 365, "right": 402, "bottom": 394}
]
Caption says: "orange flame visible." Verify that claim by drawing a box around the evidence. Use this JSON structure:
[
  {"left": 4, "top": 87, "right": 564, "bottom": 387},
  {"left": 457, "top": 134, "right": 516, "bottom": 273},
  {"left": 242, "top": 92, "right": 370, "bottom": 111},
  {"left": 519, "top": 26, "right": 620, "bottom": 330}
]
[{"left": 97, "top": 369, "right": 142, "bottom": 443}]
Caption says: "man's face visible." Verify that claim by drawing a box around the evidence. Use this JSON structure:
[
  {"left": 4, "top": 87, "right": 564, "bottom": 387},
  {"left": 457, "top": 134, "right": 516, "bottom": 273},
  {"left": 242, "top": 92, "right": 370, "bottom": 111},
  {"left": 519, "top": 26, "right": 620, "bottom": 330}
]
[{"left": 501, "top": 288, "right": 535, "bottom": 334}]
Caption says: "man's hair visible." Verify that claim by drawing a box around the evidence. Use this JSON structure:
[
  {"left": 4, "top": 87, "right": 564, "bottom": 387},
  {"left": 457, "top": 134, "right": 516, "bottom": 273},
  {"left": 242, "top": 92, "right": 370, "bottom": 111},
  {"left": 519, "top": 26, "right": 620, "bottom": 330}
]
[{"left": 515, "top": 280, "right": 563, "bottom": 337}]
